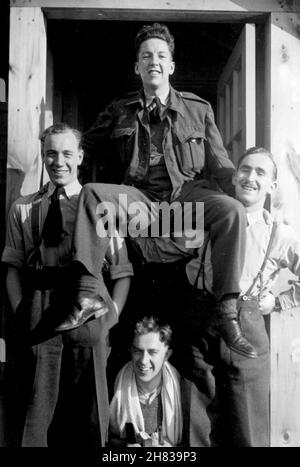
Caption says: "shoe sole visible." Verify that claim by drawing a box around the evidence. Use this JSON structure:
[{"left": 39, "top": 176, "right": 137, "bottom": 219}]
[{"left": 54, "top": 313, "right": 96, "bottom": 332}]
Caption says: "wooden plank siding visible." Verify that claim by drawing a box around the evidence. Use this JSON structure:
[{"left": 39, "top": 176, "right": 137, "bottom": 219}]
[
  {"left": 271, "top": 309, "right": 300, "bottom": 447},
  {"left": 7, "top": 7, "right": 47, "bottom": 209},
  {"left": 9, "top": 0, "right": 300, "bottom": 14},
  {"left": 217, "top": 24, "right": 256, "bottom": 166},
  {"left": 0, "top": 101, "right": 7, "bottom": 250},
  {"left": 8, "top": 0, "right": 300, "bottom": 23},
  {"left": 266, "top": 12, "right": 300, "bottom": 447}
]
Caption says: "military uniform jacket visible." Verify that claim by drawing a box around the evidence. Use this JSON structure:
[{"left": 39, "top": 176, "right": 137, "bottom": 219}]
[{"left": 84, "top": 86, "right": 235, "bottom": 200}]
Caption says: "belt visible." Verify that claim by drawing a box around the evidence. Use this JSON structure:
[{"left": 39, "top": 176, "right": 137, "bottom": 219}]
[{"left": 240, "top": 295, "right": 259, "bottom": 302}]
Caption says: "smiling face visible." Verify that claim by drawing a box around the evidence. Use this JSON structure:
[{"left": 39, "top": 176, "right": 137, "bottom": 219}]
[
  {"left": 233, "top": 152, "right": 277, "bottom": 211},
  {"left": 131, "top": 331, "right": 171, "bottom": 392},
  {"left": 43, "top": 131, "right": 83, "bottom": 188},
  {"left": 135, "top": 38, "right": 175, "bottom": 95}
]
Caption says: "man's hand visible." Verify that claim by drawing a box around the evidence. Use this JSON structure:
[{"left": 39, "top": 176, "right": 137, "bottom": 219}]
[{"left": 259, "top": 292, "right": 275, "bottom": 315}]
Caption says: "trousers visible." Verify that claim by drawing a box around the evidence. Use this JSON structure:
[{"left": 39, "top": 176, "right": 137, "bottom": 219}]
[
  {"left": 72, "top": 181, "right": 246, "bottom": 300},
  {"left": 14, "top": 271, "right": 117, "bottom": 448},
  {"left": 180, "top": 300, "right": 270, "bottom": 447}
]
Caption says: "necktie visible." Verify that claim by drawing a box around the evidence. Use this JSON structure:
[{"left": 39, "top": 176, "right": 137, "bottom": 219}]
[
  {"left": 42, "top": 186, "right": 65, "bottom": 247},
  {"left": 148, "top": 96, "right": 163, "bottom": 123}
]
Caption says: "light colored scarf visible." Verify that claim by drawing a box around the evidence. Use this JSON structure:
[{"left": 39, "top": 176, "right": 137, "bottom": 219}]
[{"left": 109, "top": 361, "right": 183, "bottom": 446}]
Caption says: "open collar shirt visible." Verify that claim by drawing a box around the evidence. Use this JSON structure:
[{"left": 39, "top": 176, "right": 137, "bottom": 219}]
[
  {"left": 186, "top": 209, "right": 300, "bottom": 310},
  {"left": 2, "top": 181, "right": 133, "bottom": 280}
]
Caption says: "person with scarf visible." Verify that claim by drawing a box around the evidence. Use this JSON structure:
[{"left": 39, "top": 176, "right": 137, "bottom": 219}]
[{"left": 109, "top": 316, "right": 183, "bottom": 447}]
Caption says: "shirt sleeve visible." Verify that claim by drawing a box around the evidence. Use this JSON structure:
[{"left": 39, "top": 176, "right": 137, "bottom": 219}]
[
  {"left": 276, "top": 224, "right": 300, "bottom": 310},
  {"left": 105, "top": 235, "right": 133, "bottom": 281},
  {"left": 204, "top": 104, "right": 235, "bottom": 197},
  {"left": 1, "top": 201, "right": 26, "bottom": 268}
]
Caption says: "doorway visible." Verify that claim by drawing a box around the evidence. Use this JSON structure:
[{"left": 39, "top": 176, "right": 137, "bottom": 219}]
[{"left": 47, "top": 20, "right": 243, "bottom": 137}]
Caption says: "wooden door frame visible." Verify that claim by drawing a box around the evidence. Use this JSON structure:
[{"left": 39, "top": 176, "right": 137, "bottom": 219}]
[{"left": 217, "top": 24, "right": 256, "bottom": 166}]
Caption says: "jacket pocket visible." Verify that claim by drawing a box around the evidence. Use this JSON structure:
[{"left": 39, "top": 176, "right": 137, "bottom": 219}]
[
  {"left": 111, "top": 127, "right": 136, "bottom": 165},
  {"left": 111, "top": 127, "right": 136, "bottom": 138},
  {"left": 174, "top": 128, "right": 206, "bottom": 172}
]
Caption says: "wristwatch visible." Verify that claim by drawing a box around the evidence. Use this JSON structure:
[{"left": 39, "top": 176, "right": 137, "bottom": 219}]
[{"left": 273, "top": 296, "right": 282, "bottom": 312}]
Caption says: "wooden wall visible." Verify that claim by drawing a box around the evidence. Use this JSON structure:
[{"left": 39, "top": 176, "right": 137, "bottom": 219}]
[
  {"left": 6, "top": 7, "right": 49, "bottom": 210},
  {"left": 0, "top": 98, "right": 7, "bottom": 251},
  {"left": 267, "top": 12, "right": 300, "bottom": 447}
]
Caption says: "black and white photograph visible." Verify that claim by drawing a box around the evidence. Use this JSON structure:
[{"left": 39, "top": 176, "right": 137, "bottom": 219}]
[{"left": 0, "top": 0, "right": 300, "bottom": 457}]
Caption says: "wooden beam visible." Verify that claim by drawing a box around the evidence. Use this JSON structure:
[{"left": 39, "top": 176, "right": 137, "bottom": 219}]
[
  {"left": 217, "top": 24, "right": 255, "bottom": 165},
  {"left": 255, "top": 24, "right": 266, "bottom": 147},
  {"left": 9, "top": 0, "right": 300, "bottom": 14},
  {"left": 42, "top": 9, "right": 266, "bottom": 23},
  {"left": 267, "top": 12, "right": 300, "bottom": 447},
  {"left": 0, "top": 79, "right": 6, "bottom": 103},
  {"left": 45, "top": 46, "right": 54, "bottom": 130},
  {"left": 0, "top": 339, "right": 6, "bottom": 363},
  {"left": 243, "top": 23, "right": 256, "bottom": 149},
  {"left": 7, "top": 7, "right": 47, "bottom": 210},
  {"left": 271, "top": 309, "right": 300, "bottom": 447}
]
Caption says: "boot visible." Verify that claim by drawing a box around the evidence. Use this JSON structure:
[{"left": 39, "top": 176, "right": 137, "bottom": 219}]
[
  {"left": 54, "top": 295, "right": 108, "bottom": 332},
  {"left": 54, "top": 272, "right": 109, "bottom": 332},
  {"left": 216, "top": 297, "right": 258, "bottom": 359}
]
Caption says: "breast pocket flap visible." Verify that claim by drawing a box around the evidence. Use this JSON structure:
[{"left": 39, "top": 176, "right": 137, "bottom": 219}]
[
  {"left": 176, "top": 128, "right": 206, "bottom": 144},
  {"left": 111, "top": 127, "right": 136, "bottom": 139}
]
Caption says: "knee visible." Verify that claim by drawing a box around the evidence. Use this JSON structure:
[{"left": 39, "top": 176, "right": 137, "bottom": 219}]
[{"left": 80, "top": 183, "right": 110, "bottom": 206}]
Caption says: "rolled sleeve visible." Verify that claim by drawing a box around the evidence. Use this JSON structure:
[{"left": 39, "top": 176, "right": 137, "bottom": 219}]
[
  {"left": 109, "top": 263, "right": 134, "bottom": 281},
  {"left": 2, "top": 201, "right": 27, "bottom": 268},
  {"left": 1, "top": 246, "right": 25, "bottom": 268},
  {"left": 105, "top": 235, "right": 133, "bottom": 280}
]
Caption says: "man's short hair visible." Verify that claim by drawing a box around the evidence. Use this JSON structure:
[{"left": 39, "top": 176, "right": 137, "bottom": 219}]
[
  {"left": 135, "top": 23, "right": 175, "bottom": 59},
  {"left": 132, "top": 316, "right": 172, "bottom": 347},
  {"left": 40, "top": 123, "right": 83, "bottom": 151},
  {"left": 237, "top": 146, "right": 278, "bottom": 181}
]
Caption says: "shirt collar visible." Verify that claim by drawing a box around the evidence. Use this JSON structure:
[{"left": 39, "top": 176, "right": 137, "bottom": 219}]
[
  {"left": 144, "top": 88, "right": 170, "bottom": 107},
  {"left": 124, "top": 87, "right": 186, "bottom": 118},
  {"left": 47, "top": 179, "right": 82, "bottom": 199},
  {"left": 137, "top": 382, "right": 162, "bottom": 406},
  {"left": 142, "top": 86, "right": 186, "bottom": 118},
  {"left": 246, "top": 208, "right": 273, "bottom": 226}
]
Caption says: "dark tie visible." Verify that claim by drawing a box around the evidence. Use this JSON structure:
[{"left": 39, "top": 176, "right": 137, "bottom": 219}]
[
  {"left": 42, "top": 186, "right": 65, "bottom": 247},
  {"left": 148, "top": 96, "right": 163, "bottom": 123}
]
